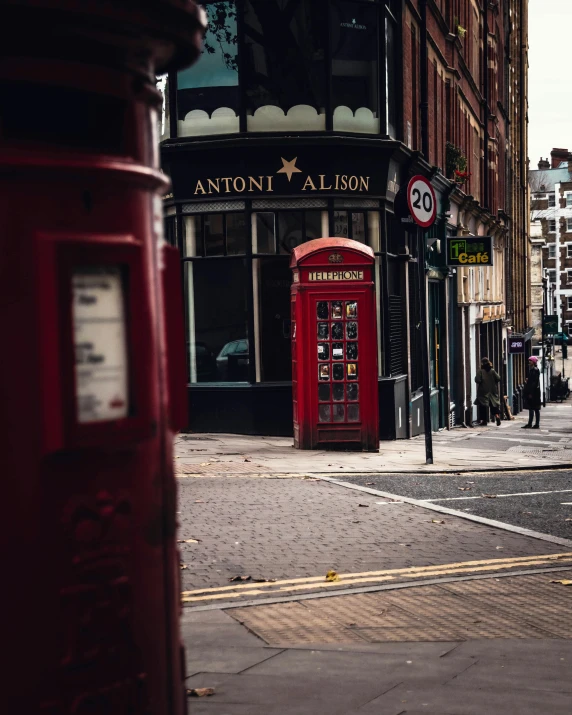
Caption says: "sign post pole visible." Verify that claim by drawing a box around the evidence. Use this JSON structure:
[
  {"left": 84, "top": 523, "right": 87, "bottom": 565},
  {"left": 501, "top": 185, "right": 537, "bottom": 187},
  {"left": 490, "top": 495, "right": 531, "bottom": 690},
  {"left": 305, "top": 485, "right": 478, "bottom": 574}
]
[
  {"left": 402, "top": 175, "right": 437, "bottom": 465},
  {"left": 541, "top": 306, "right": 546, "bottom": 407},
  {"left": 417, "top": 226, "right": 434, "bottom": 465}
]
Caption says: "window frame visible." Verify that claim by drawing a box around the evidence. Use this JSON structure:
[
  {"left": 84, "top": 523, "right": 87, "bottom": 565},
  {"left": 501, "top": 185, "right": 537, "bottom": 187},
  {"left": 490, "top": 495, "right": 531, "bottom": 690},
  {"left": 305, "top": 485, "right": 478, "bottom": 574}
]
[{"left": 167, "top": 0, "right": 395, "bottom": 139}]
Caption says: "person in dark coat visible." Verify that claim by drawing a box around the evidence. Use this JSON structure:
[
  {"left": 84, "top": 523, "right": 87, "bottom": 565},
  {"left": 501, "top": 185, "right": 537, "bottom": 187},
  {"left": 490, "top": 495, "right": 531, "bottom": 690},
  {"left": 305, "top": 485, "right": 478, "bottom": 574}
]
[
  {"left": 522, "top": 355, "right": 542, "bottom": 428},
  {"left": 474, "top": 357, "right": 501, "bottom": 426}
]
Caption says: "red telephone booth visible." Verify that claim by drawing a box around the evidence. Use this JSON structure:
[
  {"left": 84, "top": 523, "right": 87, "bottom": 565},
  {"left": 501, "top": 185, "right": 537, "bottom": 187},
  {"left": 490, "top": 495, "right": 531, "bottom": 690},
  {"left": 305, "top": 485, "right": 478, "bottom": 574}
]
[
  {"left": 0, "top": 2, "right": 204, "bottom": 713},
  {"left": 291, "top": 238, "right": 379, "bottom": 452}
]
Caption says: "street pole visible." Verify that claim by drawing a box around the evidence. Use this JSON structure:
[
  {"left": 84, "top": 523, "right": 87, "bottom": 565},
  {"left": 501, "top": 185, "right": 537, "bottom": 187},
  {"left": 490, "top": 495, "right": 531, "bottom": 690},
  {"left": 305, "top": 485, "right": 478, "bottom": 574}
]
[
  {"left": 541, "top": 306, "right": 546, "bottom": 407},
  {"left": 417, "top": 227, "right": 434, "bottom": 464}
]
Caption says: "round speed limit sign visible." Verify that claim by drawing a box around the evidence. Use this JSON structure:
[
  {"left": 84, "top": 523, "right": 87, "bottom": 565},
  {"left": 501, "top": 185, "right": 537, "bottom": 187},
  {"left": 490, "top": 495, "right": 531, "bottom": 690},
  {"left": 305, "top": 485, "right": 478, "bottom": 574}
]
[{"left": 407, "top": 175, "right": 437, "bottom": 228}]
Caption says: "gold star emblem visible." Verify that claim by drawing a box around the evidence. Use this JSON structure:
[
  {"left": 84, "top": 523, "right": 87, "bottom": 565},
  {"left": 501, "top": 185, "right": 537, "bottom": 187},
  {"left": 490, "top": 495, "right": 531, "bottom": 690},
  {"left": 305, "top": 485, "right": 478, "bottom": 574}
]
[{"left": 277, "top": 157, "right": 302, "bottom": 182}]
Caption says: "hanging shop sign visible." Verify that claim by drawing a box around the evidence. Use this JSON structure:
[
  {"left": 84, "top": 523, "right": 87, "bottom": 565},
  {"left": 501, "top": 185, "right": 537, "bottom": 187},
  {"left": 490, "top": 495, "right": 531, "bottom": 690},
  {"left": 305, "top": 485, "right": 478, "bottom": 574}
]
[
  {"left": 508, "top": 336, "right": 525, "bottom": 354},
  {"left": 446, "top": 236, "right": 493, "bottom": 266},
  {"left": 543, "top": 314, "right": 558, "bottom": 334}
]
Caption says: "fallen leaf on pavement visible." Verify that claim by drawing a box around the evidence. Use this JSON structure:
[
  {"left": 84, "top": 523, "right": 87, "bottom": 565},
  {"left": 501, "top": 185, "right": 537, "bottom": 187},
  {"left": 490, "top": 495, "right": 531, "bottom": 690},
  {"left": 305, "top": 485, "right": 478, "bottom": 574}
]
[
  {"left": 352, "top": 520, "right": 360, "bottom": 523},
  {"left": 431, "top": 519, "right": 445, "bottom": 524},
  {"left": 550, "top": 580, "right": 572, "bottom": 586},
  {"left": 178, "top": 538, "right": 200, "bottom": 543},
  {"left": 565, "top": 519, "right": 572, "bottom": 522},
  {"left": 252, "top": 577, "right": 278, "bottom": 583},
  {"left": 199, "top": 463, "right": 211, "bottom": 467},
  {"left": 482, "top": 494, "right": 497, "bottom": 498},
  {"left": 194, "top": 499, "right": 204, "bottom": 503},
  {"left": 229, "top": 575, "right": 251, "bottom": 582},
  {"left": 496, "top": 546, "right": 504, "bottom": 550},
  {"left": 244, "top": 458, "right": 251, "bottom": 462},
  {"left": 187, "top": 688, "right": 215, "bottom": 698},
  {"left": 180, "top": 564, "right": 188, "bottom": 570},
  {"left": 366, "top": 482, "right": 375, "bottom": 485},
  {"left": 466, "top": 481, "right": 475, "bottom": 484},
  {"left": 326, "top": 569, "right": 340, "bottom": 582},
  {"left": 358, "top": 503, "right": 369, "bottom": 507},
  {"left": 458, "top": 487, "right": 471, "bottom": 491}
]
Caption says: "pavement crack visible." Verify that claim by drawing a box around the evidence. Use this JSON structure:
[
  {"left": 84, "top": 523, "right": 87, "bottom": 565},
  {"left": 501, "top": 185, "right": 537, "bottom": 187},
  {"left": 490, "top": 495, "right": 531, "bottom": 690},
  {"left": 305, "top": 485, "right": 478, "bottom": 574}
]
[
  {"left": 443, "top": 658, "right": 479, "bottom": 684},
  {"left": 358, "top": 681, "right": 404, "bottom": 710},
  {"left": 439, "top": 642, "right": 463, "bottom": 658},
  {"left": 236, "top": 648, "right": 287, "bottom": 675}
]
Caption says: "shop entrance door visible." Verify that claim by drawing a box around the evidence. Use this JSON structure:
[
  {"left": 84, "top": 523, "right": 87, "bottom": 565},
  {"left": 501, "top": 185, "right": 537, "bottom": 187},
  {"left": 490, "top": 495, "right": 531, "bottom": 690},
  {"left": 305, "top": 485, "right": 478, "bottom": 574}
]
[{"left": 428, "top": 281, "right": 446, "bottom": 430}]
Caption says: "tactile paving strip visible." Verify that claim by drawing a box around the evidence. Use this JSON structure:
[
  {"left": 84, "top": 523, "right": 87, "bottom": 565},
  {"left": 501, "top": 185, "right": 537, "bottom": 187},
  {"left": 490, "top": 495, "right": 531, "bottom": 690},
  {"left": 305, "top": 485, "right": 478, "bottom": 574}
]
[{"left": 228, "top": 571, "right": 572, "bottom": 645}]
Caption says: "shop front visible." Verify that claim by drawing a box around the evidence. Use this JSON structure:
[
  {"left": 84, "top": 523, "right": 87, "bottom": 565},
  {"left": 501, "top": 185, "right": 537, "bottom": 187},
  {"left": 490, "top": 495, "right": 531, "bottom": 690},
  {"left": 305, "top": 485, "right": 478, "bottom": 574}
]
[{"left": 161, "top": 139, "right": 414, "bottom": 436}]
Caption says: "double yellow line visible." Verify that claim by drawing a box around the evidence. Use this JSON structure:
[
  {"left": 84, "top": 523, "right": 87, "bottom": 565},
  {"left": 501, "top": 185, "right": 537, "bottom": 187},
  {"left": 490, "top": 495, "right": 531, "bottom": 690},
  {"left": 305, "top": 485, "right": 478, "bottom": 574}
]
[{"left": 181, "top": 551, "right": 572, "bottom": 604}]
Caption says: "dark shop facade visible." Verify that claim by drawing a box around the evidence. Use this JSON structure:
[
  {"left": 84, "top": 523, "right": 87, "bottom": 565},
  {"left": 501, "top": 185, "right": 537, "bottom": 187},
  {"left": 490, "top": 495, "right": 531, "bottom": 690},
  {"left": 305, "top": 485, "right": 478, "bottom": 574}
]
[{"left": 160, "top": 0, "right": 455, "bottom": 438}]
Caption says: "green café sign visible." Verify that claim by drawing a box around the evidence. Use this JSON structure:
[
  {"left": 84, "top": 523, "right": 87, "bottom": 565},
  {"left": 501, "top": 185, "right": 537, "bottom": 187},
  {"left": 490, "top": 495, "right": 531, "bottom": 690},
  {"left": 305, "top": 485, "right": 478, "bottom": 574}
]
[{"left": 447, "top": 236, "right": 493, "bottom": 266}]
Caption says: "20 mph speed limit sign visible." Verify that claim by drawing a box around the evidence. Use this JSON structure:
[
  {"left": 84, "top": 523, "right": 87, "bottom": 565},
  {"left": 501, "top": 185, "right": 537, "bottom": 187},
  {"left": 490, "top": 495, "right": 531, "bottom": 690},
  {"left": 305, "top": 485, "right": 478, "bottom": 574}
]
[{"left": 407, "top": 175, "right": 437, "bottom": 228}]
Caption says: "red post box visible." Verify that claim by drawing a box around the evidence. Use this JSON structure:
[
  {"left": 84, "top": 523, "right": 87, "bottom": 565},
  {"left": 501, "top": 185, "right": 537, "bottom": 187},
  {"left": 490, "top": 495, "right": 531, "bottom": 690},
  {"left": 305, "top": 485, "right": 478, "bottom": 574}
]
[
  {"left": 0, "top": 3, "right": 204, "bottom": 713},
  {"left": 291, "top": 238, "right": 379, "bottom": 452}
]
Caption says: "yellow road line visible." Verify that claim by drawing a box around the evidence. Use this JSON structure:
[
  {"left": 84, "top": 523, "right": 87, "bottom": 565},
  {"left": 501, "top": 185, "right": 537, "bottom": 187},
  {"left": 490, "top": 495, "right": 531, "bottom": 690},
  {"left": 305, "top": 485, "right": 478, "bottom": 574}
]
[{"left": 181, "top": 552, "right": 572, "bottom": 603}]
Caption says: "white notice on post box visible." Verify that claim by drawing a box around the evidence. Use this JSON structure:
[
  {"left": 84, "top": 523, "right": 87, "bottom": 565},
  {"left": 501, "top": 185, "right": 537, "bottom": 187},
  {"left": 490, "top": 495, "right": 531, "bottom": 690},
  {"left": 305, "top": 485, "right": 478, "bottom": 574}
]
[{"left": 72, "top": 266, "right": 129, "bottom": 423}]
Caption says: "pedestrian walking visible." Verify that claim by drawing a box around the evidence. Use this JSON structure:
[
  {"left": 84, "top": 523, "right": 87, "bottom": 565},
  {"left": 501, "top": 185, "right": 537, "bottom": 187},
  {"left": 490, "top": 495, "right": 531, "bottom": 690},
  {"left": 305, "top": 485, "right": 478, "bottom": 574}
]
[
  {"left": 522, "top": 355, "right": 542, "bottom": 429},
  {"left": 474, "top": 357, "right": 501, "bottom": 426}
]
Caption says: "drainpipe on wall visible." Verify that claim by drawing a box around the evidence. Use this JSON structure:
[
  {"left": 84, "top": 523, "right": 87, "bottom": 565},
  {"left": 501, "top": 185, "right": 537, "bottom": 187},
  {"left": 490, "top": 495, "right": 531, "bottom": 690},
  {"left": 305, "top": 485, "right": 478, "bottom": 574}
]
[
  {"left": 419, "top": 0, "right": 429, "bottom": 160},
  {"left": 483, "top": 6, "right": 489, "bottom": 209}
]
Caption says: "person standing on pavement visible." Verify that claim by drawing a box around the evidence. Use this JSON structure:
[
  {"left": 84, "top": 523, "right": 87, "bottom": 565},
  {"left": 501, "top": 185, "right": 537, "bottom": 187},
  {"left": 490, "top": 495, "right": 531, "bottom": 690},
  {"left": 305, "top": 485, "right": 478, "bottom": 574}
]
[
  {"left": 474, "top": 357, "right": 502, "bottom": 426},
  {"left": 522, "top": 355, "right": 542, "bottom": 429}
]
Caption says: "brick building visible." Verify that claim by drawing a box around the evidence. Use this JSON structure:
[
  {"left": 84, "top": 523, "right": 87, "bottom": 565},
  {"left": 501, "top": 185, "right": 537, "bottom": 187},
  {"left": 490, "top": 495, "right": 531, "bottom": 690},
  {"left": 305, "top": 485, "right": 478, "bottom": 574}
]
[
  {"left": 530, "top": 148, "right": 572, "bottom": 337},
  {"left": 159, "top": 0, "right": 529, "bottom": 437}
]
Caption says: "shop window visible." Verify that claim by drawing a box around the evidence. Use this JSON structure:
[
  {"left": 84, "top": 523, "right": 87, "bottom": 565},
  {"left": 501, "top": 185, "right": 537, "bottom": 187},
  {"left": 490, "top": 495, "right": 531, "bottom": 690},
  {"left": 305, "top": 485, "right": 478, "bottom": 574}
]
[
  {"left": 189, "top": 213, "right": 247, "bottom": 256},
  {"left": 256, "top": 258, "right": 293, "bottom": 381},
  {"left": 177, "top": 1, "right": 239, "bottom": 136},
  {"left": 332, "top": 211, "right": 367, "bottom": 242},
  {"left": 186, "top": 259, "right": 249, "bottom": 382},
  {"left": 244, "top": 0, "right": 327, "bottom": 132},
  {"left": 331, "top": 0, "right": 380, "bottom": 133},
  {"left": 277, "top": 211, "right": 322, "bottom": 254},
  {"left": 253, "top": 212, "right": 276, "bottom": 253}
]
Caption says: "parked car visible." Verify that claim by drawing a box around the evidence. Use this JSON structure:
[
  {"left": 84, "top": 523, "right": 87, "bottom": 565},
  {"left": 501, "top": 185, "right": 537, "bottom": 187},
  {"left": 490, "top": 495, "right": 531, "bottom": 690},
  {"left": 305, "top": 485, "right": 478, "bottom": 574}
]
[
  {"left": 216, "top": 339, "right": 249, "bottom": 381},
  {"left": 188, "top": 342, "right": 218, "bottom": 381}
]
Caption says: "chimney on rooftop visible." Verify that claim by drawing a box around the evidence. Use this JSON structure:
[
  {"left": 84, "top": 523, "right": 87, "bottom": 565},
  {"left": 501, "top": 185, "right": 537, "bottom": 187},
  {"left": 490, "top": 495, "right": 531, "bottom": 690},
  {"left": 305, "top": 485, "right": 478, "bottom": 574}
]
[
  {"left": 551, "top": 148, "right": 570, "bottom": 169},
  {"left": 538, "top": 158, "right": 550, "bottom": 170}
]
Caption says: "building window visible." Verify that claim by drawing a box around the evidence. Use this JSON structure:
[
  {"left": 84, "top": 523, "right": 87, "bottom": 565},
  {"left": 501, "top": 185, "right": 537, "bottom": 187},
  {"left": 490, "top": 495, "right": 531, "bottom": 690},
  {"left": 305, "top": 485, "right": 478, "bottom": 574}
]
[
  {"left": 567, "top": 245, "right": 572, "bottom": 258},
  {"left": 567, "top": 220, "right": 572, "bottom": 233},
  {"left": 244, "top": 0, "right": 327, "bottom": 131},
  {"left": 177, "top": 1, "right": 239, "bottom": 137},
  {"left": 549, "top": 220, "right": 556, "bottom": 233},
  {"left": 331, "top": 0, "right": 380, "bottom": 133},
  {"left": 567, "top": 270, "right": 572, "bottom": 284},
  {"left": 548, "top": 269, "right": 557, "bottom": 283},
  {"left": 548, "top": 245, "right": 556, "bottom": 258},
  {"left": 567, "top": 194, "right": 572, "bottom": 207},
  {"left": 548, "top": 193, "right": 556, "bottom": 207},
  {"left": 568, "top": 297, "right": 572, "bottom": 311}
]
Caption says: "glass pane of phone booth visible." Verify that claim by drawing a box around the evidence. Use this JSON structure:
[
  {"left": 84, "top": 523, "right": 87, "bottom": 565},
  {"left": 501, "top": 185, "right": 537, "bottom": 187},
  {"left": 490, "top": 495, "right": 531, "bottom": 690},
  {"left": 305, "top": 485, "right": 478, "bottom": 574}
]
[{"left": 316, "top": 299, "right": 360, "bottom": 423}]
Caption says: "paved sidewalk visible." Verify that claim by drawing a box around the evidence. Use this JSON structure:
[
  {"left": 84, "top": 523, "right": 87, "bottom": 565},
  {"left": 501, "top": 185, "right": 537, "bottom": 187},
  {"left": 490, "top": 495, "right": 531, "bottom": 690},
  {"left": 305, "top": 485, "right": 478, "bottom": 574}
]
[
  {"left": 182, "top": 574, "right": 572, "bottom": 715},
  {"left": 179, "top": 393, "right": 572, "bottom": 713},
  {"left": 175, "top": 400, "right": 572, "bottom": 475}
]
